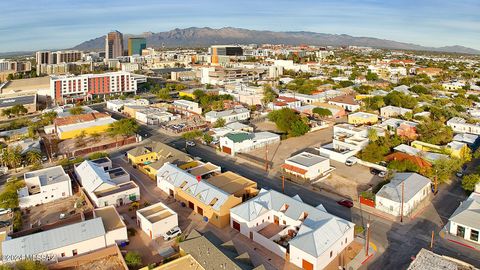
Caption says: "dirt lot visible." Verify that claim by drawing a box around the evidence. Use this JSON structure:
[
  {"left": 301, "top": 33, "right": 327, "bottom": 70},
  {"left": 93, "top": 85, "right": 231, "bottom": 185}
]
[
  {"left": 314, "top": 161, "right": 384, "bottom": 200},
  {"left": 245, "top": 126, "right": 333, "bottom": 172},
  {"left": 21, "top": 193, "right": 91, "bottom": 230}
]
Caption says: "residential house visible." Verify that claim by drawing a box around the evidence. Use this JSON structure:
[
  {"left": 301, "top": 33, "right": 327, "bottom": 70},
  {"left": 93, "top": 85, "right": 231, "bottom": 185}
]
[
  {"left": 407, "top": 248, "right": 478, "bottom": 270},
  {"left": 282, "top": 90, "right": 344, "bottom": 104},
  {"left": 446, "top": 192, "right": 480, "bottom": 246},
  {"left": 282, "top": 152, "right": 333, "bottom": 181},
  {"left": 384, "top": 152, "right": 431, "bottom": 174},
  {"left": 411, "top": 140, "right": 470, "bottom": 159},
  {"left": 328, "top": 95, "right": 360, "bottom": 112},
  {"left": 17, "top": 166, "right": 72, "bottom": 208},
  {"left": 219, "top": 131, "right": 280, "bottom": 156},
  {"left": 205, "top": 106, "right": 250, "bottom": 124},
  {"left": 310, "top": 102, "right": 346, "bottom": 118},
  {"left": 447, "top": 117, "right": 480, "bottom": 135},
  {"left": 0, "top": 127, "right": 29, "bottom": 142},
  {"left": 379, "top": 118, "right": 418, "bottom": 139},
  {"left": 442, "top": 81, "right": 465, "bottom": 91},
  {"left": 127, "top": 142, "right": 193, "bottom": 168},
  {"left": 157, "top": 163, "right": 258, "bottom": 228},
  {"left": 230, "top": 189, "right": 355, "bottom": 270},
  {"left": 171, "top": 100, "right": 202, "bottom": 116},
  {"left": 393, "top": 144, "right": 448, "bottom": 163},
  {"left": 317, "top": 124, "right": 369, "bottom": 163},
  {"left": 380, "top": 105, "right": 412, "bottom": 118},
  {"left": 220, "top": 84, "right": 264, "bottom": 105},
  {"left": 268, "top": 96, "right": 302, "bottom": 111},
  {"left": 136, "top": 202, "right": 178, "bottom": 239},
  {"left": 74, "top": 158, "right": 140, "bottom": 207},
  {"left": 453, "top": 133, "right": 479, "bottom": 148},
  {"left": 347, "top": 112, "right": 378, "bottom": 125},
  {"left": 375, "top": 173, "right": 431, "bottom": 217},
  {"left": 1, "top": 206, "right": 127, "bottom": 263}
]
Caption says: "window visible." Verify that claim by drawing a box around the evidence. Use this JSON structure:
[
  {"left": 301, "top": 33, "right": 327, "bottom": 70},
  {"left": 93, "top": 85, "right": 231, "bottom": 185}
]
[
  {"left": 457, "top": 225, "right": 466, "bottom": 238},
  {"left": 61, "top": 252, "right": 65, "bottom": 257},
  {"left": 330, "top": 251, "right": 333, "bottom": 258},
  {"left": 62, "top": 192, "right": 65, "bottom": 196},
  {"left": 72, "top": 249, "right": 78, "bottom": 256},
  {"left": 471, "top": 229, "right": 479, "bottom": 242}
]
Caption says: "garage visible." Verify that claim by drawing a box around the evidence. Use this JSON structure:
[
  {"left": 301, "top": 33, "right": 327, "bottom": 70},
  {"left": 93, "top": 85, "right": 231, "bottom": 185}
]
[{"left": 222, "top": 146, "right": 232, "bottom": 155}]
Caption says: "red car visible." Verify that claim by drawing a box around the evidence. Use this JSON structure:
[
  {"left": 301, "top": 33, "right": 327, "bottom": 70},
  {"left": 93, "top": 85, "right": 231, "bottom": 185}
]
[{"left": 337, "top": 199, "right": 354, "bottom": 208}]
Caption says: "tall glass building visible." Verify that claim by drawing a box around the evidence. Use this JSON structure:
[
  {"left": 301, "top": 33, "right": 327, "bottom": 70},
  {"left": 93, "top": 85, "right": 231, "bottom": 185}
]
[{"left": 128, "top": 37, "right": 147, "bottom": 56}]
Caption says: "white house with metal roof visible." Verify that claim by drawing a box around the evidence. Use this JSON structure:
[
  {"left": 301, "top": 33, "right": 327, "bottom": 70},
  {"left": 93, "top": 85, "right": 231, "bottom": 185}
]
[
  {"left": 446, "top": 192, "right": 480, "bottom": 245},
  {"left": 204, "top": 106, "right": 250, "bottom": 124},
  {"left": 219, "top": 131, "right": 280, "bottom": 156},
  {"left": 447, "top": 117, "right": 480, "bottom": 135},
  {"left": 230, "top": 189, "right": 354, "bottom": 270},
  {"left": 1, "top": 206, "right": 127, "bottom": 263},
  {"left": 375, "top": 173, "right": 431, "bottom": 217},
  {"left": 74, "top": 159, "right": 140, "bottom": 207},
  {"left": 17, "top": 166, "right": 72, "bottom": 208},
  {"left": 282, "top": 152, "right": 333, "bottom": 181}
]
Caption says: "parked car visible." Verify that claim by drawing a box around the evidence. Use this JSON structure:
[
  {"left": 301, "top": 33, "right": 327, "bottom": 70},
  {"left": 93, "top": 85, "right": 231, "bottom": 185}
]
[
  {"left": 370, "top": 168, "right": 386, "bottom": 178},
  {"left": 0, "top": 208, "right": 12, "bottom": 215},
  {"left": 456, "top": 171, "right": 464, "bottom": 178},
  {"left": 345, "top": 157, "right": 358, "bottom": 166},
  {"left": 186, "top": 141, "right": 196, "bottom": 147},
  {"left": 337, "top": 199, "right": 354, "bottom": 208},
  {"left": 162, "top": 226, "right": 182, "bottom": 241}
]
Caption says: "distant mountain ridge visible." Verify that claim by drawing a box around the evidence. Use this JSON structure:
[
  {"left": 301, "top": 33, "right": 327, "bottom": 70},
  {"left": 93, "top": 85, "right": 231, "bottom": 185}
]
[{"left": 70, "top": 27, "right": 477, "bottom": 55}]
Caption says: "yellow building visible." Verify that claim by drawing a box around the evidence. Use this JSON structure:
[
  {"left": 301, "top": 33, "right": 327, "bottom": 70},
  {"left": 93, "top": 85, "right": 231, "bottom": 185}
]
[
  {"left": 54, "top": 113, "right": 116, "bottom": 140},
  {"left": 347, "top": 112, "right": 378, "bottom": 125},
  {"left": 412, "top": 140, "right": 470, "bottom": 159},
  {"left": 127, "top": 142, "right": 193, "bottom": 168},
  {"left": 123, "top": 105, "right": 146, "bottom": 118},
  {"left": 178, "top": 90, "right": 196, "bottom": 99}
]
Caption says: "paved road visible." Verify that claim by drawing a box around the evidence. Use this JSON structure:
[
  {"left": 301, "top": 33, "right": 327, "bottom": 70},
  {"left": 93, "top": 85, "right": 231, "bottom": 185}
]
[{"left": 100, "top": 105, "right": 480, "bottom": 269}]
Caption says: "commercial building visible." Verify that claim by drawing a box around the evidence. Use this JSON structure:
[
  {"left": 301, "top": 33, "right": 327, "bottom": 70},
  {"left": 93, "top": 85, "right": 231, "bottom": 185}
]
[
  {"left": 282, "top": 152, "right": 333, "bottom": 181},
  {"left": 53, "top": 112, "right": 116, "bottom": 140},
  {"left": 219, "top": 131, "right": 280, "bottom": 156},
  {"left": 35, "top": 50, "right": 82, "bottom": 65},
  {"left": 17, "top": 166, "right": 72, "bottom": 208},
  {"left": 347, "top": 112, "right": 378, "bottom": 125},
  {"left": 375, "top": 173, "right": 431, "bottom": 217},
  {"left": 106, "top": 31, "right": 124, "bottom": 60},
  {"left": 230, "top": 189, "right": 355, "bottom": 270},
  {"left": 205, "top": 106, "right": 250, "bottom": 124},
  {"left": 157, "top": 163, "right": 258, "bottom": 228},
  {"left": 210, "top": 45, "right": 243, "bottom": 64},
  {"left": 106, "top": 98, "right": 149, "bottom": 112},
  {"left": 50, "top": 71, "right": 138, "bottom": 104},
  {"left": 128, "top": 37, "right": 147, "bottom": 56},
  {"left": 171, "top": 99, "right": 202, "bottom": 116},
  {"left": 136, "top": 202, "right": 178, "bottom": 239},
  {"left": 75, "top": 158, "right": 140, "bottom": 207},
  {"left": 1, "top": 206, "right": 127, "bottom": 263},
  {"left": 0, "top": 94, "right": 37, "bottom": 115}
]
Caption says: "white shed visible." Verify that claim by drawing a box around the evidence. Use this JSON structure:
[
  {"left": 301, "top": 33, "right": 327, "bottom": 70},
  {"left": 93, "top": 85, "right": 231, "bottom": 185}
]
[{"left": 136, "top": 202, "right": 178, "bottom": 239}]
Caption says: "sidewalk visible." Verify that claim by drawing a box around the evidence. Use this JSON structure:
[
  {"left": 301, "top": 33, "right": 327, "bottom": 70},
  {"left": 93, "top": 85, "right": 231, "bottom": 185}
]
[
  {"left": 346, "top": 237, "right": 377, "bottom": 269},
  {"left": 440, "top": 228, "right": 480, "bottom": 251}
]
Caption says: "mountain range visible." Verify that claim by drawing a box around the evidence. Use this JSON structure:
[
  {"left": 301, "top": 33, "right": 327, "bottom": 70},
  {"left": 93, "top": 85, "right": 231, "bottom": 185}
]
[{"left": 73, "top": 27, "right": 480, "bottom": 55}]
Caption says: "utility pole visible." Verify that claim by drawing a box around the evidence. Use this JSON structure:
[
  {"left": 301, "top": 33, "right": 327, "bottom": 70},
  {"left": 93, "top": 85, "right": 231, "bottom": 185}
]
[
  {"left": 400, "top": 181, "right": 405, "bottom": 223},
  {"left": 264, "top": 144, "right": 268, "bottom": 172},
  {"left": 282, "top": 175, "right": 285, "bottom": 193},
  {"left": 434, "top": 174, "right": 438, "bottom": 195},
  {"left": 365, "top": 217, "right": 371, "bottom": 257},
  {"left": 430, "top": 230, "right": 435, "bottom": 249}
]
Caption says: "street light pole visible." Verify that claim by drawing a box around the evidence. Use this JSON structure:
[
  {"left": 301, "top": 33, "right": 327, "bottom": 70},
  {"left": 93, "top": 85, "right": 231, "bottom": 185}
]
[{"left": 365, "top": 221, "right": 370, "bottom": 257}]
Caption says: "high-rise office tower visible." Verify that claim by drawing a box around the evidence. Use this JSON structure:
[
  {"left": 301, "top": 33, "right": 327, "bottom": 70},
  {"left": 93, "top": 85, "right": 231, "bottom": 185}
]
[
  {"left": 128, "top": 37, "right": 146, "bottom": 56},
  {"left": 105, "top": 31, "right": 124, "bottom": 60}
]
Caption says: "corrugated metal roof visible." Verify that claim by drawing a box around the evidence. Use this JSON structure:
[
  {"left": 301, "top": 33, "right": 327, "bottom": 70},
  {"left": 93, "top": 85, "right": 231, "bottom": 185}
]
[
  {"left": 2, "top": 218, "right": 105, "bottom": 258},
  {"left": 76, "top": 160, "right": 116, "bottom": 193},
  {"left": 376, "top": 173, "right": 431, "bottom": 203},
  {"left": 449, "top": 192, "right": 480, "bottom": 230}
]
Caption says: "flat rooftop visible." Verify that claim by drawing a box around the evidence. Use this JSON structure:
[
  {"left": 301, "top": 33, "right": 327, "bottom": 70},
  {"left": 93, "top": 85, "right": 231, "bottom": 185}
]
[
  {"left": 205, "top": 171, "right": 256, "bottom": 195},
  {"left": 187, "top": 163, "right": 220, "bottom": 176},
  {"left": 94, "top": 181, "right": 138, "bottom": 198},
  {"left": 0, "top": 77, "right": 50, "bottom": 96},
  {"left": 155, "top": 254, "right": 203, "bottom": 270},
  {"left": 24, "top": 166, "right": 70, "bottom": 186},
  {"left": 137, "top": 202, "right": 175, "bottom": 224},
  {"left": 94, "top": 206, "right": 125, "bottom": 232},
  {"left": 287, "top": 152, "right": 327, "bottom": 167}
]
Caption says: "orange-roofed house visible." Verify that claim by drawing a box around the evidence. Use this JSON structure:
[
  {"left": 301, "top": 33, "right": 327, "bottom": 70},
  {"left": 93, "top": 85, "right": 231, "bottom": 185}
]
[
  {"left": 282, "top": 152, "right": 333, "bottom": 181},
  {"left": 268, "top": 96, "right": 302, "bottom": 110},
  {"left": 328, "top": 95, "right": 360, "bottom": 112},
  {"left": 385, "top": 152, "right": 431, "bottom": 174}
]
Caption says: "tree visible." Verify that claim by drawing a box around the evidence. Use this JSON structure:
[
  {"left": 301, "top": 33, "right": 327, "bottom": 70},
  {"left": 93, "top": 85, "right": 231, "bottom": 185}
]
[
  {"left": 74, "top": 130, "right": 87, "bottom": 148},
  {"left": 213, "top": 118, "right": 226, "bottom": 128},
  {"left": 203, "top": 133, "right": 213, "bottom": 144},
  {"left": 0, "top": 179, "right": 24, "bottom": 209},
  {"left": 462, "top": 174, "right": 480, "bottom": 192},
  {"left": 410, "top": 85, "right": 431, "bottom": 95},
  {"left": 262, "top": 84, "right": 278, "bottom": 105},
  {"left": 69, "top": 106, "right": 84, "bottom": 115},
  {"left": 182, "top": 130, "right": 202, "bottom": 140},
  {"left": 25, "top": 150, "right": 42, "bottom": 165},
  {"left": 362, "top": 96, "right": 385, "bottom": 111},
  {"left": 10, "top": 105, "right": 28, "bottom": 116},
  {"left": 312, "top": 107, "right": 332, "bottom": 118},
  {"left": 125, "top": 251, "right": 142, "bottom": 267},
  {"left": 268, "top": 108, "right": 310, "bottom": 137},
  {"left": 367, "top": 128, "right": 379, "bottom": 142},
  {"left": 108, "top": 118, "right": 139, "bottom": 142},
  {"left": 290, "top": 119, "right": 310, "bottom": 137},
  {"left": 90, "top": 132, "right": 101, "bottom": 142},
  {"left": 366, "top": 71, "right": 379, "bottom": 81},
  {"left": 88, "top": 152, "right": 108, "bottom": 160},
  {"left": 156, "top": 88, "right": 172, "bottom": 100},
  {"left": 193, "top": 89, "right": 206, "bottom": 100},
  {"left": 1, "top": 108, "right": 12, "bottom": 118},
  {"left": 384, "top": 91, "right": 417, "bottom": 109},
  {"left": 417, "top": 119, "right": 453, "bottom": 145},
  {"left": 3, "top": 146, "right": 22, "bottom": 171},
  {"left": 431, "top": 157, "right": 462, "bottom": 184}
]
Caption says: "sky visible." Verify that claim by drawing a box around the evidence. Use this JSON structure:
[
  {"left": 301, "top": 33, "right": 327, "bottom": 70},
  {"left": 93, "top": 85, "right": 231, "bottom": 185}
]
[{"left": 0, "top": 0, "right": 479, "bottom": 53}]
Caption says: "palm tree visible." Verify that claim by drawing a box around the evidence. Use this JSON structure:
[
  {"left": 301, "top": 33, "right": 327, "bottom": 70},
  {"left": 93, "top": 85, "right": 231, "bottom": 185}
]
[
  {"left": 4, "top": 146, "right": 22, "bottom": 172},
  {"left": 108, "top": 119, "right": 139, "bottom": 147},
  {"left": 26, "top": 150, "right": 42, "bottom": 165},
  {"left": 90, "top": 132, "right": 101, "bottom": 143}
]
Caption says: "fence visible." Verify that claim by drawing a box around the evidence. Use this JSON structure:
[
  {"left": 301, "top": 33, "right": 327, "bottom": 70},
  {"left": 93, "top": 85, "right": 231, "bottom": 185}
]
[{"left": 72, "top": 136, "right": 137, "bottom": 157}]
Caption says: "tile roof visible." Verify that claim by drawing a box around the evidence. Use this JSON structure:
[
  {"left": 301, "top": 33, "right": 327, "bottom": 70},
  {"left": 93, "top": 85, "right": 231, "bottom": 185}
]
[
  {"left": 328, "top": 95, "right": 358, "bottom": 105},
  {"left": 384, "top": 152, "right": 431, "bottom": 168},
  {"left": 281, "top": 164, "right": 307, "bottom": 174}
]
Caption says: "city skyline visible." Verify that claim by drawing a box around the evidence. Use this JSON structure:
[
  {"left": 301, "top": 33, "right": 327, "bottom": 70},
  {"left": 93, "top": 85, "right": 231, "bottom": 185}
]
[{"left": 1, "top": 0, "right": 479, "bottom": 53}]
